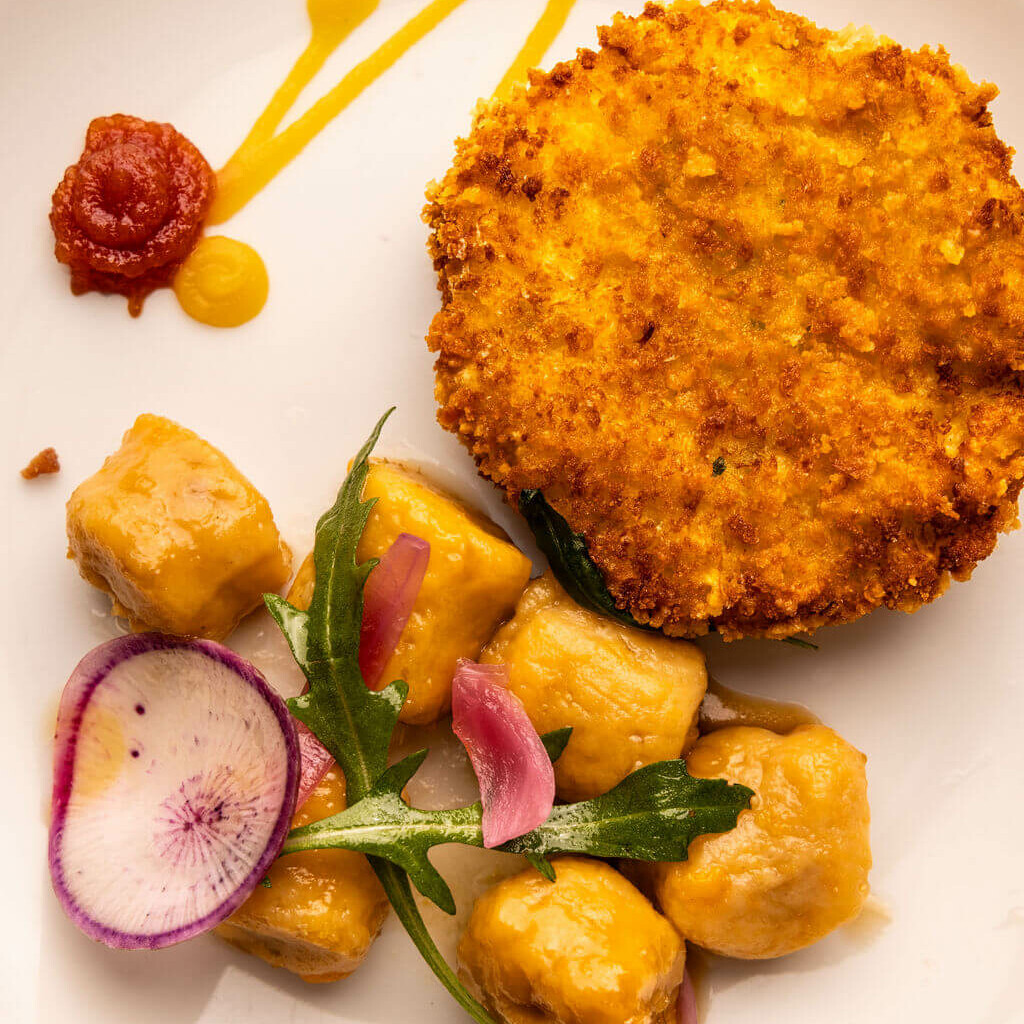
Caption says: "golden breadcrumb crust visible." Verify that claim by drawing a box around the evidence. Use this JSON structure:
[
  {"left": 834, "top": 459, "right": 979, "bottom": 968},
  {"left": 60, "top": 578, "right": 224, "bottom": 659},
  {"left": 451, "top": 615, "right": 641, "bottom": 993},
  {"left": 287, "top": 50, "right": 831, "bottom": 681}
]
[{"left": 425, "top": 0, "right": 1024, "bottom": 639}]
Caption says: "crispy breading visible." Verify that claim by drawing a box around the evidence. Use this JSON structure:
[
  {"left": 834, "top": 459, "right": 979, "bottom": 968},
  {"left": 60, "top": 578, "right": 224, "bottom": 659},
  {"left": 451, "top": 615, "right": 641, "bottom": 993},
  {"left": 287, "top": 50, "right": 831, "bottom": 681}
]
[{"left": 425, "top": 0, "right": 1024, "bottom": 639}]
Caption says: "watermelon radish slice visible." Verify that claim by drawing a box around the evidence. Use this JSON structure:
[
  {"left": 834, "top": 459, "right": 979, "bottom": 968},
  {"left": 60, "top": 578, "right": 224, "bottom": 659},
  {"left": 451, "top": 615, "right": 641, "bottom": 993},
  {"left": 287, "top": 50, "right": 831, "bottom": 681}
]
[{"left": 49, "top": 633, "right": 299, "bottom": 950}]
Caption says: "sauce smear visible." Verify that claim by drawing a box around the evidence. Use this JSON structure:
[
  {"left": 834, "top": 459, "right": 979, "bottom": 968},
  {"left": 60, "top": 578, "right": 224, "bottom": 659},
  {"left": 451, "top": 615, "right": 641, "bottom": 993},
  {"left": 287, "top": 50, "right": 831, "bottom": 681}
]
[
  {"left": 210, "top": 0, "right": 470, "bottom": 225},
  {"left": 699, "top": 678, "right": 820, "bottom": 736}
]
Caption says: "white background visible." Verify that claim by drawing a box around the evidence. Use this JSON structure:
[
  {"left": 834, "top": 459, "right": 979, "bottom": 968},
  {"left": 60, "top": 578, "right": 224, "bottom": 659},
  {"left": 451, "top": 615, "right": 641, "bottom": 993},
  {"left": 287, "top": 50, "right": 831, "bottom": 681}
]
[{"left": 2, "top": 1, "right": 1023, "bottom": 1021}]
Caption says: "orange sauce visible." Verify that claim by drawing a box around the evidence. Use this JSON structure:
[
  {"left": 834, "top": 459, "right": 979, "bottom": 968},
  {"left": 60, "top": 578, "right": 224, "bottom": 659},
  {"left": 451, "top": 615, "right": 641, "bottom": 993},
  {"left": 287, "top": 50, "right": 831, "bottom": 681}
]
[
  {"left": 699, "top": 677, "right": 820, "bottom": 735},
  {"left": 228, "top": 0, "right": 381, "bottom": 158}
]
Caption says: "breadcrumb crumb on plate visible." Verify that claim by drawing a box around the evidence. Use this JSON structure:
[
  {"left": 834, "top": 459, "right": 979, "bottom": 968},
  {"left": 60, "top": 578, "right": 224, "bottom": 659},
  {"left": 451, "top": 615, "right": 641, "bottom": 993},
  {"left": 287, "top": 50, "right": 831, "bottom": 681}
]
[
  {"left": 20, "top": 447, "right": 60, "bottom": 480},
  {"left": 425, "top": 0, "right": 1024, "bottom": 640}
]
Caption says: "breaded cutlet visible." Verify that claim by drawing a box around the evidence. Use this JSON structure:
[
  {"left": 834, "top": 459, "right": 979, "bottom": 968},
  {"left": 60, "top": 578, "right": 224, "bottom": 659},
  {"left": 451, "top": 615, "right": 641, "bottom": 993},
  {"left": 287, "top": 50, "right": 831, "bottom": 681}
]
[{"left": 425, "top": 0, "right": 1024, "bottom": 639}]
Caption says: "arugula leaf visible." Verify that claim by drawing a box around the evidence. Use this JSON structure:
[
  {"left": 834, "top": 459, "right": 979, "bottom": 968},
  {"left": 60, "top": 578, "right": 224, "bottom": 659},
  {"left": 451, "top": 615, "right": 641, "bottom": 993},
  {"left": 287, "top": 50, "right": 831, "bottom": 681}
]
[
  {"left": 523, "top": 852, "right": 557, "bottom": 881},
  {"left": 265, "top": 410, "right": 499, "bottom": 1024},
  {"left": 504, "top": 760, "right": 752, "bottom": 862},
  {"left": 283, "top": 730, "right": 572, "bottom": 909},
  {"left": 781, "top": 636, "right": 819, "bottom": 650},
  {"left": 281, "top": 754, "right": 753, "bottom": 889},
  {"left": 283, "top": 751, "right": 479, "bottom": 915},
  {"left": 540, "top": 726, "right": 573, "bottom": 763},
  {"left": 529, "top": 728, "right": 572, "bottom": 879},
  {"left": 518, "top": 489, "right": 654, "bottom": 631},
  {"left": 266, "top": 409, "right": 406, "bottom": 795}
]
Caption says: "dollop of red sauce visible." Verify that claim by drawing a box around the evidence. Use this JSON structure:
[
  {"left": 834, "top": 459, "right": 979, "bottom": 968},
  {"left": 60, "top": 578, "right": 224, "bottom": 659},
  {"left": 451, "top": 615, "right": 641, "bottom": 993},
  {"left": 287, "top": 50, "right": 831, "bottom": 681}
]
[{"left": 49, "top": 115, "right": 215, "bottom": 316}]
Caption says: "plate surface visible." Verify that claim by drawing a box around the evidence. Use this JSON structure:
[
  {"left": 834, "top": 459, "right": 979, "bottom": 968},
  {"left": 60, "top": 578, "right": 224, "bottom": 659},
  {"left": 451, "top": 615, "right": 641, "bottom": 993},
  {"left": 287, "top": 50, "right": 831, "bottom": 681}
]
[{"left": 2, "top": 1, "right": 1023, "bottom": 1021}]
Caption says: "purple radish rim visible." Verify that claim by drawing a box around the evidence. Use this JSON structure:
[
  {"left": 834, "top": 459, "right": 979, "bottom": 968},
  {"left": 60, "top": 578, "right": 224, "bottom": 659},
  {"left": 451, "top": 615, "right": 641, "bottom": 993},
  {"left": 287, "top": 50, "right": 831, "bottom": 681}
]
[{"left": 48, "top": 632, "right": 300, "bottom": 950}]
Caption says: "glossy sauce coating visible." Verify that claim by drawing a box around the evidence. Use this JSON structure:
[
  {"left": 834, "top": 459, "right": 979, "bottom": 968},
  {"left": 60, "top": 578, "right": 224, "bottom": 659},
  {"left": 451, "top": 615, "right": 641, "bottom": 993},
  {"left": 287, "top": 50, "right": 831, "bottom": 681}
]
[
  {"left": 699, "top": 677, "right": 819, "bottom": 735},
  {"left": 66, "top": 414, "right": 291, "bottom": 640},
  {"left": 482, "top": 572, "right": 706, "bottom": 801},
  {"left": 50, "top": 115, "right": 215, "bottom": 315},
  {"left": 289, "top": 460, "right": 531, "bottom": 725},
  {"left": 651, "top": 725, "right": 871, "bottom": 959},
  {"left": 459, "top": 857, "right": 684, "bottom": 1024}
]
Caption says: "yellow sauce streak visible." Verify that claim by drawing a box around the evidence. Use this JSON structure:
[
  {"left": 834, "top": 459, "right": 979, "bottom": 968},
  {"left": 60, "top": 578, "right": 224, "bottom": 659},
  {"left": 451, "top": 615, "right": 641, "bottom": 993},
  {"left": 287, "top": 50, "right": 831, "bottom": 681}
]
[
  {"left": 233, "top": 0, "right": 381, "bottom": 155},
  {"left": 174, "top": 236, "right": 269, "bottom": 327},
  {"left": 699, "top": 677, "right": 820, "bottom": 736},
  {"left": 181, "top": 0, "right": 575, "bottom": 327},
  {"left": 209, "top": 0, "right": 470, "bottom": 225},
  {"left": 494, "top": 0, "right": 577, "bottom": 100}
]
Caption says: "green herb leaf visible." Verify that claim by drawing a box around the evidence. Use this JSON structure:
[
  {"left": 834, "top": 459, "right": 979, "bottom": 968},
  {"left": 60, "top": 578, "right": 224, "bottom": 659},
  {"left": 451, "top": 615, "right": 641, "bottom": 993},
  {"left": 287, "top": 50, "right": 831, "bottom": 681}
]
[
  {"left": 524, "top": 852, "right": 557, "bottom": 881},
  {"left": 518, "top": 489, "right": 653, "bottom": 631},
  {"left": 284, "top": 732, "right": 571, "bottom": 909},
  {"left": 503, "top": 760, "right": 752, "bottom": 862},
  {"left": 540, "top": 726, "right": 573, "bottom": 763},
  {"left": 267, "top": 408, "right": 407, "bottom": 797},
  {"left": 781, "top": 636, "right": 819, "bottom": 650},
  {"left": 265, "top": 410, "right": 499, "bottom": 1024},
  {"left": 712, "top": 456, "right": 726, "bottom": 476},
  {"left": 282, "top": 757, "right": 752, "bottom": 886},
  {"left": 376, "top": 862, "right": 497, "bottom": 1024},
  {"left": 284, "top": 750, "right": 480, "bottom": 915}
]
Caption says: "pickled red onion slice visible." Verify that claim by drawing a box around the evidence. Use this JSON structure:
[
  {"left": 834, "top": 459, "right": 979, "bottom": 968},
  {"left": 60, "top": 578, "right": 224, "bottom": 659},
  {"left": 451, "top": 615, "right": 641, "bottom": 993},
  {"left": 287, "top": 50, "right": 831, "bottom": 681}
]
[
  {"left": 295, "top": 721, "right": 336, "bottom": 808},
  {"left": 451, "top": 660, "right": 555, "bottom": 848},
  {"left": 678, "top": 971, "right": 698, "bottom": 1024},
  {"left": 360, "top": 532, "right": 430, "bottom": 689}
]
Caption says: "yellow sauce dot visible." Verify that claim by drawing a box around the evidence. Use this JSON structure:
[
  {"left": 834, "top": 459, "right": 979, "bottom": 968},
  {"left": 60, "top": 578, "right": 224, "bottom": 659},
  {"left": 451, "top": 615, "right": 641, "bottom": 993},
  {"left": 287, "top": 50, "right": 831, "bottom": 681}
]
[{"left": 174, "top": 236, "right": 269, "bottom": 328}]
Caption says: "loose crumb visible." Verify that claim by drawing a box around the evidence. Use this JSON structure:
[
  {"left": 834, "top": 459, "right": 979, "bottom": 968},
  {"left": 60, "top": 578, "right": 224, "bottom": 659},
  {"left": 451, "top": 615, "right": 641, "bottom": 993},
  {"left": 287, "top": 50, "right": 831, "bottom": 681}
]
[{"left": 21, "top": 447, "right": 60, "bottom": 479}]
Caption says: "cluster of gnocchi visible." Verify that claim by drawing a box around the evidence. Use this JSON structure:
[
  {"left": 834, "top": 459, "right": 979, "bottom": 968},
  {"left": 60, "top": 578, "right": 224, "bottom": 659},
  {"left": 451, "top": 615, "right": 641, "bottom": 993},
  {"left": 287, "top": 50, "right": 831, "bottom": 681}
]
[{"left": 65, "top": 415, "right": 871, "bottom": 1021}]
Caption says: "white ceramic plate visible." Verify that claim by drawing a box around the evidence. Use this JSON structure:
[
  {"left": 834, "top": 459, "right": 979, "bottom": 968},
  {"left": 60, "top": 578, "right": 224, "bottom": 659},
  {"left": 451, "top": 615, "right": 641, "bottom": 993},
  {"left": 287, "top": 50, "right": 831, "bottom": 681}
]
[{"left": 3, "top": 1, "right": 1023, "bottom": 1021}]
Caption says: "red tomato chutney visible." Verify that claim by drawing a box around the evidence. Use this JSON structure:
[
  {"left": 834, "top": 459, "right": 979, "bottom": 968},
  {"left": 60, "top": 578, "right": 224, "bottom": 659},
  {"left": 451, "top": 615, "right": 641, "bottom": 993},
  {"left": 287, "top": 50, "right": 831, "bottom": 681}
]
[{"left": 50, "top": 115, "right": 215, "bottom": 316}]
